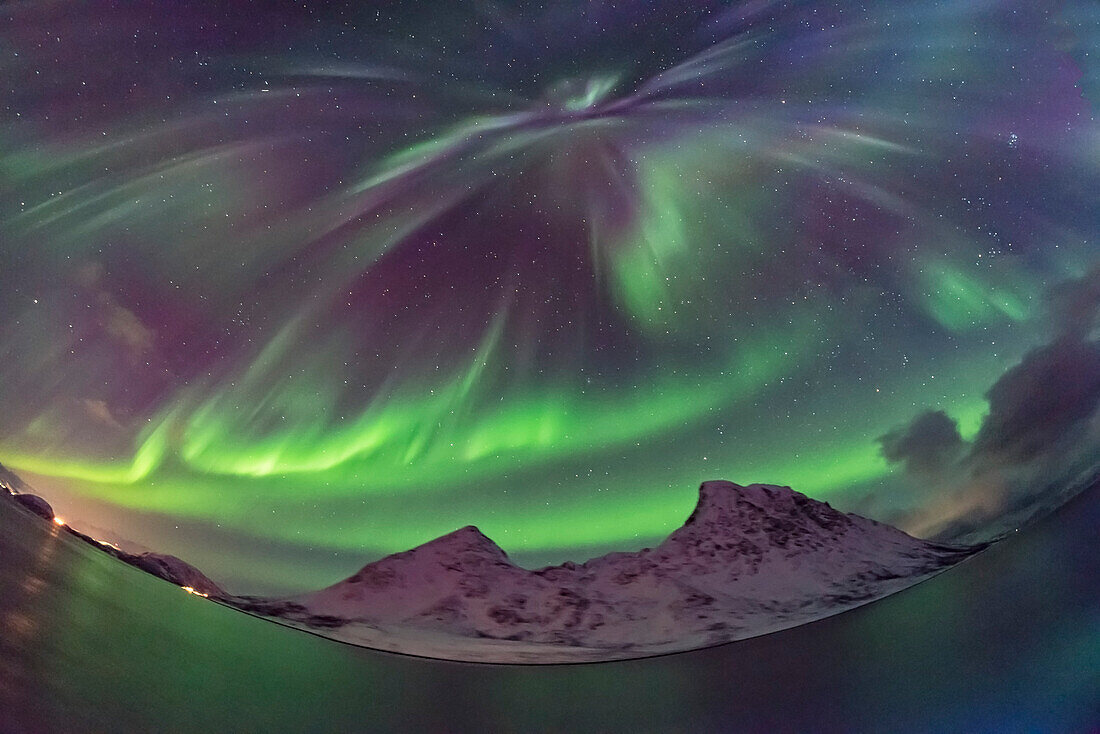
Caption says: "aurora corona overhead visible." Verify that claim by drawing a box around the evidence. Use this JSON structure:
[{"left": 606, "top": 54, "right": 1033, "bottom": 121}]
[{"left": 2, "top": 1, "right": 1098, "bottom": 592}]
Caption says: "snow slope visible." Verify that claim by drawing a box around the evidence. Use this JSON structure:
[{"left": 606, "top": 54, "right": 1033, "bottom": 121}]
[{"left": 237, "top": 481, "right": 978, "bottom": 662}]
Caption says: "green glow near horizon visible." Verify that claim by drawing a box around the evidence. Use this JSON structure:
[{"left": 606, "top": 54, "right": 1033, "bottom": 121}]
[{"left": 0, "top": 382, "right": 996, "bottom": 560}]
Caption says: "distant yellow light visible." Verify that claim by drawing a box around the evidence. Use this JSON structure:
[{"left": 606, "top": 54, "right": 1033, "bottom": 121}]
[
  {"left": 53, "top": 517, "right": 65, "bottom": 526},
  {"left": 181, "top": 586, "right": 208, "bottom": 598}
]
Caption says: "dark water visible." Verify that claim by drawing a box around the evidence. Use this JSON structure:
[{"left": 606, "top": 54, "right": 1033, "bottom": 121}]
[{"left": 1, "top": 490, "right": 1098, "bottom": 734}]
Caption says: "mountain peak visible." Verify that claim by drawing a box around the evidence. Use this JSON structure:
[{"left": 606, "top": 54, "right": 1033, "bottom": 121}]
[
  {"left": 408, "top": 524, "right": 510, "bottom": 560},
  {"left": 670, "top": 480, "right": 855, "bottom": 547},
  {"left": 699, "top": 480, "right": 842, "bottom": 511},
  {"left": 434, "top": 524, "right": 496, "bottom": 545},
  {"left": 686, "top": 480, "right": 797, "bottom": 522}
]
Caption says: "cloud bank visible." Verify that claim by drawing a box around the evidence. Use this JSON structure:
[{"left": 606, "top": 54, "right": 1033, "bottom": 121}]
[{"left": 880, "top": 267, "right": 1100, "bottom": 541}]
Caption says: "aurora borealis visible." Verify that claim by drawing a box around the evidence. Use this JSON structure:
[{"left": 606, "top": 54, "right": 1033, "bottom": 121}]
[{"left": 2, "top": 1, "right": 1098, "bottom": 592}]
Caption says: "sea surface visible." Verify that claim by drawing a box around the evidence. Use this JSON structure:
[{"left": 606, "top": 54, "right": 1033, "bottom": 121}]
[{"left": 1, "top": 487, "right": 1097, "bottom": 734}]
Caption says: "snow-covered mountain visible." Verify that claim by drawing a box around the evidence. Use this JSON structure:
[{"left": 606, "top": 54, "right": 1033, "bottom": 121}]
[
  {"left": 241, "top": 481, "right": 979, "bottom": 662},
  {"left": 2, "top": 486, "right": 227, "bottom": 598}
]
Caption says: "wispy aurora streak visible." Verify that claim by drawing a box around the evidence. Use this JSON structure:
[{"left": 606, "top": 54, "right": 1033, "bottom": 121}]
[{"left": 1, "top": 0, "right": 1097, "bottom": 588}]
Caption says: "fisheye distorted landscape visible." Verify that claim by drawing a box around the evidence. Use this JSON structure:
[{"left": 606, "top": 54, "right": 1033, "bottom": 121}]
[{"left": 1, "top": 0, "right": 1098, "bottom": 664}]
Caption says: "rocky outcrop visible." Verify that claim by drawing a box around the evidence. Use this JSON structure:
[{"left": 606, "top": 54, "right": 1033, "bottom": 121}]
[
  {"left": 12, "top": 493, "right": 54, "bottom": 521},
  {"left": 126, "top": 553, "right": 226, "bottom": 598}
]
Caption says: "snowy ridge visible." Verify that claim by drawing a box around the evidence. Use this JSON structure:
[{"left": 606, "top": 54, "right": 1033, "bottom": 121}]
[{"left": 240, "top": 481, "right": 978, "bottom": 662}]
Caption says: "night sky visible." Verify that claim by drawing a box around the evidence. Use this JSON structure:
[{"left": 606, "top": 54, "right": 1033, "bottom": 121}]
[{"left": 2, "top": 1, "right": 1098, "bottom": 593}]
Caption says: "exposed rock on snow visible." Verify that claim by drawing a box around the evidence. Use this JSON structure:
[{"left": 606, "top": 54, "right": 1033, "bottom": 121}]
[
  {"left": 125, "top": 553, "right": 227, "bottom": 598},
  {"left": 247, "top": 481, "right": 979, "bottom": 662}
]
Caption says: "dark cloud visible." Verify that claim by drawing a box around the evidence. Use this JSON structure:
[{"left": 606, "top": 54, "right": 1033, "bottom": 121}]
[
  {"left": 879, "top": 268, "right": 1100, "bottom": 541},
  {"left": 971, "top": 338, "right": 1100, "bottom": 465},
  {"left": 879, "top": 410, "right": 965, "bottom": 475},
  {"left": 880, "top": 335, "right": 1100, "bottom": 480},
  {"left": 1049, "top": 264, "right": 1100, "bottom": 339},
  {"left": 968, "top": 266, "right": 1100, "bottom": 467}
]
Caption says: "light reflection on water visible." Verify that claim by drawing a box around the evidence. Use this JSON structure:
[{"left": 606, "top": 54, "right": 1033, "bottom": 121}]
[{"left": 1, "top": 487, "right": 1097, "bottom": 733}]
